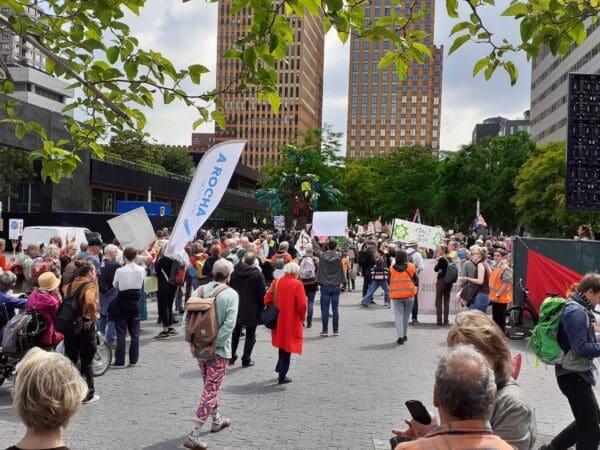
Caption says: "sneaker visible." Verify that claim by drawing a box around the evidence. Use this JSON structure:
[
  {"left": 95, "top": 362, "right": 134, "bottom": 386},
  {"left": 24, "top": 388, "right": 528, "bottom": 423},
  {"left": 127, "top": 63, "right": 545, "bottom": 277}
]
[
  {"left": 384, "top": 303, "right": 391, "bottom": 309},
  {"left": 320, "top": 331, "right": 328, "bottom": 337},
  {"left": 183, "top": 440, "right": 208, "bottom": 450},
  {"left": 241, "top": 360, "right": 255, "bottom": 368},
  {"left": 278, "top": 377, "right": 292, "bottom": 385},
  {"left": 154, "top": 331, "right": 170, "bottom": 339},
  {"left": 332, "top": 331, "right": 339, "bottom": 336},
  {"left": 359, "top": 303, "right": 368, "bottom": 308},
  {"left": 402, "top": 336, "right": 407, "bottom": 343},
  {"left": 128, "top": 363, "right": 137, "bottom": 368},
  {"left": 111, "top": 363, "right": 127, "bottom": 369},
  {"left": 82, "top": 394, "right": 100, "bottom": 404},
  {"left": 167, "top": 328, "right": 178, "bottom": 335},
  {"left": 211, "top": 417, "right": 231, "bottom": 433},
  {"left": 306, "top": 320, "right": 312, "bottom": 328},
  {"left": 229, "top": 356, "right": 237, "bottom": 366},
  {"left": 411, "top": 319, "right": 419, "bottom": 326},
  {"left": 396, "top": 337, "right": 404, "bottom": 345}
]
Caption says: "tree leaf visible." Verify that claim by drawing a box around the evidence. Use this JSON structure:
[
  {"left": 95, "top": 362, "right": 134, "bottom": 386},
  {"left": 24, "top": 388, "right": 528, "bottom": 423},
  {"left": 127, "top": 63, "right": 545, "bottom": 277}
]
[
  {"left": 501, "top": 2, "right": 529, "bottom": 16},
  {"left": 106, "top": 46, "right": 120, "bottom": 64},
  {"left": 472, "top": 57, "right": 489, "bottom": 76},
  {"left": 448, "top": 34, "right": 471, "bottom": 54},
  {"left": 446, "top": 0, "right": 459, "bottom": 18},
  {"left": 211, "top": 110, "right": 226, "bottom": 130}
]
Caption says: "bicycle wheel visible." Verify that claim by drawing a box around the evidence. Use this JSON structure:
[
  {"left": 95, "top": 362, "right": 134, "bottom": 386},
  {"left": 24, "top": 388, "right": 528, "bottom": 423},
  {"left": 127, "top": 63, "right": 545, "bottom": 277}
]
[{"left": 93, "top": 333, "right": 112, "bottom": 377}]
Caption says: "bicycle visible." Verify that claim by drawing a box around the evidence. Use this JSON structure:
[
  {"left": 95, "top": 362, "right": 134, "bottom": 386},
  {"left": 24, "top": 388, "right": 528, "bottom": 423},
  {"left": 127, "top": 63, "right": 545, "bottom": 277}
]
[
  {"left": 55, "top": 331, "right": 112, "bottom": 377},
  {"left": 505, "top": 279, "right": 541, "bottom": 340}
]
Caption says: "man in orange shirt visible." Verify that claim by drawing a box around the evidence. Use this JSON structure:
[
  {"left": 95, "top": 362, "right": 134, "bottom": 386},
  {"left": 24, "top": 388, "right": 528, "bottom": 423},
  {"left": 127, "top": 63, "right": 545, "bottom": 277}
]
[{"left": 394, "top": 345, "right": 513, "bottom": 450}]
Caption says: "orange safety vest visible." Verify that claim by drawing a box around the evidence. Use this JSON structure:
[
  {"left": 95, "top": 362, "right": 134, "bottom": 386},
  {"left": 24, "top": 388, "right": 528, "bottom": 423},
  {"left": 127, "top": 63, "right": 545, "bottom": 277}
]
[
  {"left": 490, "top": 265, "right": 512, "bottom": 304},
  {"left": 389, "top": 263, "right": 418, "bottom": 299}
]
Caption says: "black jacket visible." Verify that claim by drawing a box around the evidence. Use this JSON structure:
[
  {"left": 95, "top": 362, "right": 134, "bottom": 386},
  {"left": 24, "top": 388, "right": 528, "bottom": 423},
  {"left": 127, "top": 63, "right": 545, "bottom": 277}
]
[{"left": 229, "top": 262, "right": 267, "bottom": 327}]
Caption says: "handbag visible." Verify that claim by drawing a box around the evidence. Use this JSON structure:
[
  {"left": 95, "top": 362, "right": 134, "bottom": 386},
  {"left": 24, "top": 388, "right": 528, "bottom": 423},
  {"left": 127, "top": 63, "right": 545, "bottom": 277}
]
[
  {"left": 261, "top": 279, "right": 280, "bottom": 330},
  {"left": 460, "top": 282, "right": 479, "bottom": 305}
]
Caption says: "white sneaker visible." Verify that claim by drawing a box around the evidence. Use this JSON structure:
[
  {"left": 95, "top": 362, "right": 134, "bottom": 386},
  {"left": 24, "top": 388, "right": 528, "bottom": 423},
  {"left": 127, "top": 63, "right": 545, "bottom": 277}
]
[{"left": 83, "top": 394, "right": 100, "bottom": 404}]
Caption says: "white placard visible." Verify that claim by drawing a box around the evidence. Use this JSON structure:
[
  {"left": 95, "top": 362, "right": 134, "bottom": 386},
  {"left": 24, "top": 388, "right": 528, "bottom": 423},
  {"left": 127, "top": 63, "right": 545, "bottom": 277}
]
[
  {"left": 312, "top": 211, "right": 348, "bottom": 237},
  {"left": 274, "top": 215, "right": 285, "bottom": 229},
  {"left": 107, "top": 207, "right": 156, "bottom": 251},
  {"left": 8, "top": 218, "right": 23, "bottom": 240},
  {"left": 391, "top": 218, "right": 444, "bottom": 250},
  {"left": 294, "top": 230, "right": 312, "bottom": 257},
  {"left": 165, "top": 140, "right": 245, "bottom": 259}
]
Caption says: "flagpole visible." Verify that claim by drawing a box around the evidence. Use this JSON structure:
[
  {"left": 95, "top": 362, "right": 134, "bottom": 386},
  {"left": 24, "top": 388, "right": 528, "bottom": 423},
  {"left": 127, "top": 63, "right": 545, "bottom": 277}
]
[{"left": 476, "top": 199, "right": 480, "bottom": 218}]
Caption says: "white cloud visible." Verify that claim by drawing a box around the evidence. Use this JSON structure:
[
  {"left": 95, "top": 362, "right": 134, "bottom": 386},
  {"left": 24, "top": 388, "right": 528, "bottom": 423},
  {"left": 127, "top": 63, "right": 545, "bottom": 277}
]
[{"left": 115, "top": 1, "right": 532, "bottom": 149}]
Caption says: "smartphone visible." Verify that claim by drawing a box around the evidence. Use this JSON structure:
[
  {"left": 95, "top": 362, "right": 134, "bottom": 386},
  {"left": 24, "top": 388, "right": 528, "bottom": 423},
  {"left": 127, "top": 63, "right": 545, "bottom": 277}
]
[{"left": 405, "top": 400, "right": 432, "bottom": 425}]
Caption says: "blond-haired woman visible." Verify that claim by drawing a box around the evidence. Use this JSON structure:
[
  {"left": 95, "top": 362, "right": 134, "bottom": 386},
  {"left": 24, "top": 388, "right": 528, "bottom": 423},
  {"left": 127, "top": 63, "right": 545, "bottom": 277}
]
[
  {"left": 394, "top": 311, "right": 537, "bottom": 450},
  {"left": 457, "top": 245, "right": 490, "bottom": 313},
  {"left": 8, "top": 347, "right": 87, "bottom": 450}
]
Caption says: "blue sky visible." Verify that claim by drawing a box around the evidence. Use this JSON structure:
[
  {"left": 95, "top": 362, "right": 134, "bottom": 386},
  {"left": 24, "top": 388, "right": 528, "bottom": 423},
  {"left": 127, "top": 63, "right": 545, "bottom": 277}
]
[{"left": 125, "top": 0, "right": 531, "bottom": 151}]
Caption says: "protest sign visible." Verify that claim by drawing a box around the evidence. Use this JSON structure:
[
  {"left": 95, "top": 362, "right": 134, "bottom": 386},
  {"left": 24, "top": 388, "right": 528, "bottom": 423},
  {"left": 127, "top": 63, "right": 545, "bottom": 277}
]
[
  {"left": 313, "top": 211, "right": 347, "bottom": 237},
  {"left": 165, "top": 140, "right": 245, "bottom": 259},
  {"left": 108, "top": 207, "right": 155, "bottom": 251},
  {"left": 294, "top": 230, "right": 312, "bottom": 257},
  {"left": 391, "top": 218, "right": 444, "bottom": 250},
  {"left": 274, "top": 215, "right": 285, "bottom": 229},
  {"left": 8, "top": 219, "right": 23, "bottom": 241}
]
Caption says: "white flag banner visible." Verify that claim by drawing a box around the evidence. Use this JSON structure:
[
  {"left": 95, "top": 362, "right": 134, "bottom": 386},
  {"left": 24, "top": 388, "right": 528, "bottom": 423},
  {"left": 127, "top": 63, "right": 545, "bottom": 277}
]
[
  {"left": 107, "top": 207, "right": 155, "bottom": 251},
  {"left": 294, "top": 230, "right": 312, "bottom": 257},
  {"left": 312, "top": 211, "right": 348, "bottom": 237},
  {"left": 165, "top": 140, "right": 246, "bottom": 258},
  {"left": 391, "top": 218, "right": 445, "bottom": 250}
]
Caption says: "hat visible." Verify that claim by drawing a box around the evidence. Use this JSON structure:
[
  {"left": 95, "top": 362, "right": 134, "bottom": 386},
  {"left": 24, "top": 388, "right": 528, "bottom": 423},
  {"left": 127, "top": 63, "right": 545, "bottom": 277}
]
[
  {"left": 88, "top": 237, "right": 103, "bottom": 247},
  {"left": 38, "top": 272, "right": 60, "bottom": 292},
  {"left": 406, "top": 241, "right": 418, "bottom": 247}
]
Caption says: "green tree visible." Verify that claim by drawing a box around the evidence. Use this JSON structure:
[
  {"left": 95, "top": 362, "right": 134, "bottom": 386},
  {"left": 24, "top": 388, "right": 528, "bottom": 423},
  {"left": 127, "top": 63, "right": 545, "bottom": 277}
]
[
  {"left": 0, "top": 0, "right": 591, "bottom": 181},
  {"left": 257, "top": 127, "right": 343, "bottom": 217},
  {"left": 104, "top": 131, "right": 194, "bottom": 176},
  {"left": 0, "top": 147, "right": 36, "bottom": 197},
  {"left": 513, "top": 141, "right": 600, "bottom": 237},
  {"left": 341, "top": 158, "right": 377, "bottom": 223}
]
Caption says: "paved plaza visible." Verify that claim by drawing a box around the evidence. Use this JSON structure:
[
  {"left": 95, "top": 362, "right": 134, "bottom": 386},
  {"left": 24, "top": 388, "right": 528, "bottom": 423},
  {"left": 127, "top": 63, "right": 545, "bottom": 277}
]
[{"left": 0, "top": 284, "right": 579, "bottom": 449}]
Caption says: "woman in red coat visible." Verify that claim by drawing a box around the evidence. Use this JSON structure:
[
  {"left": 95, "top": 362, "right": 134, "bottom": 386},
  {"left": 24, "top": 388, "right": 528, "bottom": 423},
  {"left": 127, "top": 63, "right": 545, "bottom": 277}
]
[{"left": 264, "top": 262, "right": 307, "bottom": 384}]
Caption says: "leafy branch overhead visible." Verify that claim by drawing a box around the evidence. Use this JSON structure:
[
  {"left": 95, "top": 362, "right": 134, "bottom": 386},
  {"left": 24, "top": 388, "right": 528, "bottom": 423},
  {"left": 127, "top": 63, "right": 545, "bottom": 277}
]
[{"left": 0, "top": 0, "right": 595, "bottom": 181}]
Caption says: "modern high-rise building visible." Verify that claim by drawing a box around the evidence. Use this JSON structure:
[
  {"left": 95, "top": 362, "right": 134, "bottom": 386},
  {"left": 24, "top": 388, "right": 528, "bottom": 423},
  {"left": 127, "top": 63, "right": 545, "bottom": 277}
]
[
  {"left": 345, "top": 1, "right": 443, "bottom": 159},
  {"left": 0, "top": 5, "right": 72, "bottom": 115},
  {"left": 530, "top": 21, "right": 600, "bottom": 144},
  {"left": 215, "top": 1, "right": 324, "bottom": 170}
]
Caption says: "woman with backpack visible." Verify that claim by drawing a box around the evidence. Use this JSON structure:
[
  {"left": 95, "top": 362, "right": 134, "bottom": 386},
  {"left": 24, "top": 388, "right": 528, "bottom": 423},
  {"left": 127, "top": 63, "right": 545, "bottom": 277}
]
[
  {"left": 61, "top": 260, "right": 100, "bottom": 404},
  {"left": 25, "top": 272, "right": 63, "bottom": 350},
  {"left": 389, "top": 250, "right": 418, "bottom": 345},
  {"left": 299, "top": 244, "right": 319, "bottom": 328},
  {"left": 458, "top": 245, "right": 491, "bottom": 314}
]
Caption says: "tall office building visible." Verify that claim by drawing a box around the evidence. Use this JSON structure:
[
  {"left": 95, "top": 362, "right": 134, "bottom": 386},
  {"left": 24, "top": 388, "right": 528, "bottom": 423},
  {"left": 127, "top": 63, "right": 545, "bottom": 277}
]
[
  {"left": 530, "top": 21, "right": 600, "bottom": 144},
  {"left": 215, "top": 1, "right": 324, "bottom": 170},
  {"left": 346, "top": 1, "right": 443, "bottom": 159},
  {"left": 0, "top": 5, "right": 72, "bottom": 115}
]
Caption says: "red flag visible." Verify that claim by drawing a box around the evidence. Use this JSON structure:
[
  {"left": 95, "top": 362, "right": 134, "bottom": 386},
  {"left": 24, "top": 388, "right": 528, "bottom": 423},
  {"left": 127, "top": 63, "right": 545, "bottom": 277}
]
[
  {"left": 412, "top": 208, "right": 419, "bottom": 222},
  {"left": 525, "top": 249, "right": 582, "bottom": 311}
]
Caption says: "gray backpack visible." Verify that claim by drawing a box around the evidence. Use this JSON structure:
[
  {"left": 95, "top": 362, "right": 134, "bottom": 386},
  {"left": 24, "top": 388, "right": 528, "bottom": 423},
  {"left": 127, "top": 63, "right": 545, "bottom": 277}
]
[{"left": 1, "top": 310, "right": 46, "bottom": 355}]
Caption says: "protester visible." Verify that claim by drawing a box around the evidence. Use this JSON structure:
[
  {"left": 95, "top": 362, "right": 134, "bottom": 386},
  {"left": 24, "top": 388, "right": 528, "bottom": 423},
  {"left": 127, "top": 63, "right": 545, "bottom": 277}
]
[
  {"left": 25, "top": 272, "right": 63, "bottom": 350},
  {"left": 433, "top": 245, "right": 453, "bottom": 326},
  {"left": 264, "top": 262, "right": 307, "bottom": 384},
  {"left": 270, "top": 242, "right": 292, "bottom": 278},
  {"left": 389, "top": 250, "right": 417, "bottom": 345},
  {"left": 489, "top": 248, "right": 512, "bottom": 333},
  {"left": 542, "top": 273, "right": 600, "bottom": 450},
  {"left": 60, "top": 243, "right": 78, "bottom": 274},
  {"left": 312, "top": 238, "right": 346, "bottom": 337},
  {"left": 359, "top": 239, "right": 377, "bottom": 297},
  {"left": 228, "top": 252, "right": 266, "bottom": 367},
  {"left": 155, "top": 253, "right": 179, "bottom": 339},
  {"left": 98, "top": 244, "right": 121, "bottom": 347},
  {"left": 448, "top": 311, "right": 537, "bottom": 449},
  {"left": 0, "top": 271, "right": 27, "bottom": 340},
  {"left": 202, "top": 244, "right": 222, "bottom": 282},
  {"left": 361, "top": 249, "right": 390, "bottom": 308},
  {"left": 7, "top": 347, "right": 87, "bottom": 450},
  {"left": 298, "top": 244, "right": 319, "bottom": 328},
  {"left": 405, "top": 242, "right": 424, "bottom": 325},
  {"left": 457, "top": 245, "right": 490, "bottom": 313},
  {"left": 21, "top": 244, "right": 41, "bottom": 293},
  {"left": 574, "top": 224, "right": 594, "bottom": 240},
  {"left": 111, "top": 247, "right": 145, "bottom": 368},
  {"left": 0, "top": 238, "right": 10, "bottom": 271},
  {"left": 62, "top": 260, "right": 100, "bottom": 404},
  {"left": 393, "top": 345, "right": 513, "bottom": 449},
  {"left": 186, "top": 259, "right": 238, "bottom": 450}
]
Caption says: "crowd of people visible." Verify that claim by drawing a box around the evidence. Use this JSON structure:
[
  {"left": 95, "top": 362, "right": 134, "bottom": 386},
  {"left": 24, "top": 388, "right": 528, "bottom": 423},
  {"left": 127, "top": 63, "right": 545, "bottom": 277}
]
[{"left": 0, "top": 224, "right": 599, "bottom": 450}]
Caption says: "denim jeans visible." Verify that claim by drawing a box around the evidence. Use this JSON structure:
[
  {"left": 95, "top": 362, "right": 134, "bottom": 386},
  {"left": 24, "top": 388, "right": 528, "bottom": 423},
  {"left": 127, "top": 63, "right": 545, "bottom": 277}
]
[
  {"left": 362, "top": 280, "right": 390, "bottom": 305},
  {"left": 392, "top": 298, "right": 414, "bottom": 338},
  {"left": 320, "top": 284, "right": 340, "bottom": 333},
  {"left": 306, "top": 289, "right": 317, "bottom": 323},
  {"left": 98, "top": 313, "right": 116, "bottom": 345},
  {"left": 469, "top": 292, "right": 490, "bottom": 313}
]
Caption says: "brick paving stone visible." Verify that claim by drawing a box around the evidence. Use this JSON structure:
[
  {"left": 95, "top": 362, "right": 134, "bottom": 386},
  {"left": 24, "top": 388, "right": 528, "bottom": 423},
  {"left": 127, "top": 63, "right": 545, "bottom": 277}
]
[{"left": 0, "top": 282, "right": 581, "bottom": 449}]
